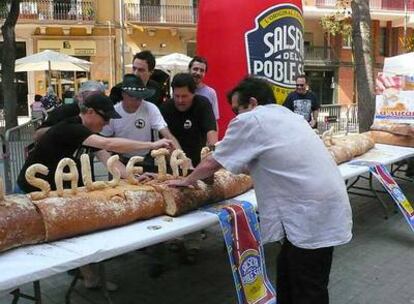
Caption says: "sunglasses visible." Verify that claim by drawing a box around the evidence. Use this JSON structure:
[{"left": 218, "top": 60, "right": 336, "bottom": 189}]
[
  {"left": 94, "top": 109, "right": 110, "bottom": 122},
  {"left": 296, "top": 84, "right": 305, "bottom": 87}
]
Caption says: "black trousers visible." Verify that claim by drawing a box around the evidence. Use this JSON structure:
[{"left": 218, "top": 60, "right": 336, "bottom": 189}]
[{"left": 276, "top": 239, "right": 333, "bottom": 304}]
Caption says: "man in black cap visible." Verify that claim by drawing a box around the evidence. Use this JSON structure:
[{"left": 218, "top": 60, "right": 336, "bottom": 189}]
[
  {"left": 101, "top": 74, "right": 180, "bottom": 168},
  {"left": 35, "top": 80, "right": 107, "bottom": 141},
  {"left": 17, "top": 94, "right": 173, "bottom": 193}
]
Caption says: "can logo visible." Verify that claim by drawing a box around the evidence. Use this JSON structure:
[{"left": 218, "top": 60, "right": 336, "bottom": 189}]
[
  {"left": 245, "top": 4, "right": 304, "bottom": 103},
  {"left": 239, "top": 249, "right": 266, "bottom": 303},
  {"left": 391, "top": 186, "right": 404, "bottom": 203}
]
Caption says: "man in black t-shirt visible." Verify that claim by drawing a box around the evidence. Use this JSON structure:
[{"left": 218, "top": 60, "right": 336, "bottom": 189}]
[
  {"left": 18, "top": 94, "right": 173, "bottom": 193},
  {"left": 109, "top": 51, "right": 164, "bottom": 107},
  {"left": 161, "top": 73, "right": 217, "bottom": 166},
  {"left": 283, "top": 74, "right": 320, "bottom": 129},
  {"left": 132, "top": 50, "right": 164, "bottom": 107}
]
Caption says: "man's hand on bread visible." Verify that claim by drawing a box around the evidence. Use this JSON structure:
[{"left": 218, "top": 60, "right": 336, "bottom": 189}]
[
  {"left": 152, "top": 139, "right": 174, "bottom": 151},
  {"left": 164, "top": 178, "right": 196, "bottom": 189}
]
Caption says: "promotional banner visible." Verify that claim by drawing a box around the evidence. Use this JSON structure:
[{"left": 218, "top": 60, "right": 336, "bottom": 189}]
[
  {"left": 205, "top": 200, "right": 276, "bottom": 304},
  {"left": 374, "top": 72, "right": 414, "bottom": 123},
  {"left": 197, "top": 0, "right": 304, "bottom": 137},
  {"left": 349, "top": 161, "right": 414, "bottom": 232}
]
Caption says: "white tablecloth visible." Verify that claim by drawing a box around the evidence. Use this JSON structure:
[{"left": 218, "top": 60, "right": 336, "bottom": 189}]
[
  {"left": 339, "top": 144, "right": 414, "bottom": 180},
  {"left": 0, "top": 191, "right": 257, "bottom": 293},
  {"left": 0, "top": 144, "right": 413, "bottom": 293}
]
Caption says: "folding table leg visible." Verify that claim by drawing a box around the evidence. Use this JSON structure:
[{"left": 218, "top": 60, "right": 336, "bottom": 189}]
[
  {"left": 34, "top": 281, "right": 42, "bottom": 304},
  {"left": 65, "top": 264, "right": 114, "bottom": 304},
  {"left": 11, "top": 289, "right": 20, "bottom": 304},
  {"left": 65, "top": 269, "right": 81, "bottom": 304},
  {"left": 98, "top": 263, "right": 114, "bottom": 304},
  {"left": 10, "top": 281, "right": 42, "bottom": 304},
  {"left": 346, "top": 174, "right": 389, "bottom": 219}
]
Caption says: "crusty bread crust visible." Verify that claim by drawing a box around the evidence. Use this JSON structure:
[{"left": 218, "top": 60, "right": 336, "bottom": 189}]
[
  {"left": 0, "top": 194, "right": 45, "bottom": 251},
  {"left": 33, "top": 184, "right": 165, "bottom": 241},
  {"left": 370, "top": 122, "right": 414, "bottom": 137},
  {"left": 1, "top": 160, "right": 253, "bottom": 251},
  {"left": 368, "top": 131, "right": 414, "bottom": 147}
]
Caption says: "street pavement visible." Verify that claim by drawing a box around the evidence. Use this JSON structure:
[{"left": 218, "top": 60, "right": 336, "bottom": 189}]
[{"left": 0, "top": 169, "right": 413, "bottom": 304}]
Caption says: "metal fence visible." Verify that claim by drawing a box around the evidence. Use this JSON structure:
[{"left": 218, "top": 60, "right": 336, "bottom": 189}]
[
  {"left": 125, "top": 4, "right": 197, "bottom": 24},
  {"left": 317, "top": 104, "right": 359, "bottom": 135},
  {"left": 0, "top": 134, "right": 5, "bottom": 193},
  {"left": 2, "top": 118, "right": 42, "bottom": 194},
  {"left": 0, "top": 0, "right": 96, "bottom": 22}
]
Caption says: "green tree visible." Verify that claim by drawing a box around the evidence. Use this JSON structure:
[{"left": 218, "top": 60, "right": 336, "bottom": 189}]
[
  {"left": 351, "top": 0, "right": 375, "bottom": 132},
  {"left": 1, "top": 0, "right": 20, "bottom": 130},
  {"left": 321, "top": 0, "right": 375, "bottom": 132}
]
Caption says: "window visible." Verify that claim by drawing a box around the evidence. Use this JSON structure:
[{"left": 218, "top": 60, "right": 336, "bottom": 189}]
[
  {"left": 378, "top": 27, "right": 386, "bottom": 56},
  {"left": 342, "top": 34, "right": 352, "bottom": 49}
]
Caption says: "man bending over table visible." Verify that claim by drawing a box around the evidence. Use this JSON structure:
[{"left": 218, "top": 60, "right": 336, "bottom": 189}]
[{"left": 167, "top": 76, "right": 353, "bottom": 304}]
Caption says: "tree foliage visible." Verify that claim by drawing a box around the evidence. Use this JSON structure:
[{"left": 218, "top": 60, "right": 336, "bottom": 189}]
[
  {"left": 1, "top": 0, "right": 20, "bottom": 130},
  {"left": 320, "top": 0, "right": 352, "bottom": 37},
  {"left": 400, "top": 36, "right": 414, "bottom": 52},
  {"left": 320, "top": 0, "right": 375, "bottom": 132}
]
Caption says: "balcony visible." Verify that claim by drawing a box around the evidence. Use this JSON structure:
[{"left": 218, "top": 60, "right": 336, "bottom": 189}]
[
  {"left": 315, "top": 0, "right": 414, "bottom": 11},
  {"left": 0, "top": 0, "right": 96, "bottom": 23},
  {"left": 304, "top": 46, "right": 338, "bottom": 66},
  {"left": 125, "top": 4, "right": 197, "bottom": 26}
]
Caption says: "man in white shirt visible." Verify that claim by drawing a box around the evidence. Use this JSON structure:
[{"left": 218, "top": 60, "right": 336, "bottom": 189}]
[
  {"left": 188, "top": 56, "right": 219, "bottom": 121},
  {"left": 167, "top": 76, "right": 352, "bottom": 304},
  {"left": 102, "top": 74, "right": 180, "bottom": 168}
]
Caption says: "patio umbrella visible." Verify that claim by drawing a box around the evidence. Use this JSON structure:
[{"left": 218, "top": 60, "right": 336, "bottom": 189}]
[
  {"left": 155, "top": 53, "right": 192, "bottom": 76},
  {"left": 14, "top": 50, "right": 92, "bottom": 86}
]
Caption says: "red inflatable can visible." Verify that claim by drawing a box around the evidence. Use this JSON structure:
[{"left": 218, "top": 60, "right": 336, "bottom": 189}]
[{"left": 197, "top": 1, "right": 304, "bottom": 137}]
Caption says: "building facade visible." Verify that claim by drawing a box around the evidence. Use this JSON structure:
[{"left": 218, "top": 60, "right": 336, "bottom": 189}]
[
  {"left": 303, "top": 0, "right": 414, "bottom": 104},
  {"left": 0, "top": 0, "right": 413, "bottom": 115}
]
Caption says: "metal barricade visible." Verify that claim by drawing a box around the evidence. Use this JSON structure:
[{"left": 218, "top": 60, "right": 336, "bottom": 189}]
[
  {"left": 0, "top": 109, "right": 5, "bottom": 131},
  {"left": 317, "top": 104, "right": 359, "bottom": 135},
  {"left": 0, "top": 134, "right": 5, "bottom": 192},
  {"left": 3, "top": 118, "right": 42, "bottom": 193},
  {"left": 345, "top": 104, "right": 359, "bottom": 134}
]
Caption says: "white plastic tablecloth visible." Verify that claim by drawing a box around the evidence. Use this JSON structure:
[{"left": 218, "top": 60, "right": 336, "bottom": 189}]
[
  {"left": 0, "top": 144, "right": 413, "bottom": 293},
  {"left": 339, "top": 144, "right": 414, "bottom": 180},
  {"left": 0, "top": 191, "right": 257, "bottom": 293}
]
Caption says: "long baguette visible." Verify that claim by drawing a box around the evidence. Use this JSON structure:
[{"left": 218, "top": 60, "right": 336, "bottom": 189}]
[
  {"left": 33, "top": 184, "right": 164, "bottom": 241},
  {"left": 0, "top": 195, "right": 45, "bottom": 251}
]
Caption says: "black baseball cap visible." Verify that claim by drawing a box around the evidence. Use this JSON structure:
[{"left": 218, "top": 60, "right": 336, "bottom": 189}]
[{"left": 84, "top": 94, "right": 121, "bottom": 120}]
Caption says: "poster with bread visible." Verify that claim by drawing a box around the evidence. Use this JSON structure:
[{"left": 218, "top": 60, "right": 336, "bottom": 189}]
[{"left": 374, "top": 72, "right": 414, "bottom": 124}]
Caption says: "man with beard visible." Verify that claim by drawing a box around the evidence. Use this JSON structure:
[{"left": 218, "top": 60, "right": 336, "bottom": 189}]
[{"left": 188, "top": 56, "right": 219, "bottom": 122}]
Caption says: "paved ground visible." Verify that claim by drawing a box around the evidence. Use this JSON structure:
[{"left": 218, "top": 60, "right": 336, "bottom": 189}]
[{"left": 0, "top": 169, "right": 413, "bottom": 304}]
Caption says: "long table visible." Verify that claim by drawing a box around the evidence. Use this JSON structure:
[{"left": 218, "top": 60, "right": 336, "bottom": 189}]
[
  {"left": 0, "top": 144, "right": 413, "bottom": 295},
  {"left": 338, "top": 144, "right": 414, "bottom": 179}
]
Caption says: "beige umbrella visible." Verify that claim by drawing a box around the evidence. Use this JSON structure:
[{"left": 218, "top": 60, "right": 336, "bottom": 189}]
[
  {"left": 155, "top": 53, "right": 192, "bottom": 76},
  {"left": 14, "top": 50, "right": 91, "bottom": 86}
]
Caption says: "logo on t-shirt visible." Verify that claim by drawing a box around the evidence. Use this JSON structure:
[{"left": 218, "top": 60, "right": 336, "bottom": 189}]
[
  {"left": 135, "top": 119, "right": 146, "bottom": 129},
  {"left": 184, "top": 119, "right": 192, "bottom": 129},
  {"left": 293, "top": 99, "right": 312, "bottom": 121}
]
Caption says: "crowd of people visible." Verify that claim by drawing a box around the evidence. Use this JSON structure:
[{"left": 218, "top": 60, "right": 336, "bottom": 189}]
[{"left": 18, "top": 49, "right": 357, "bottom": 304}]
